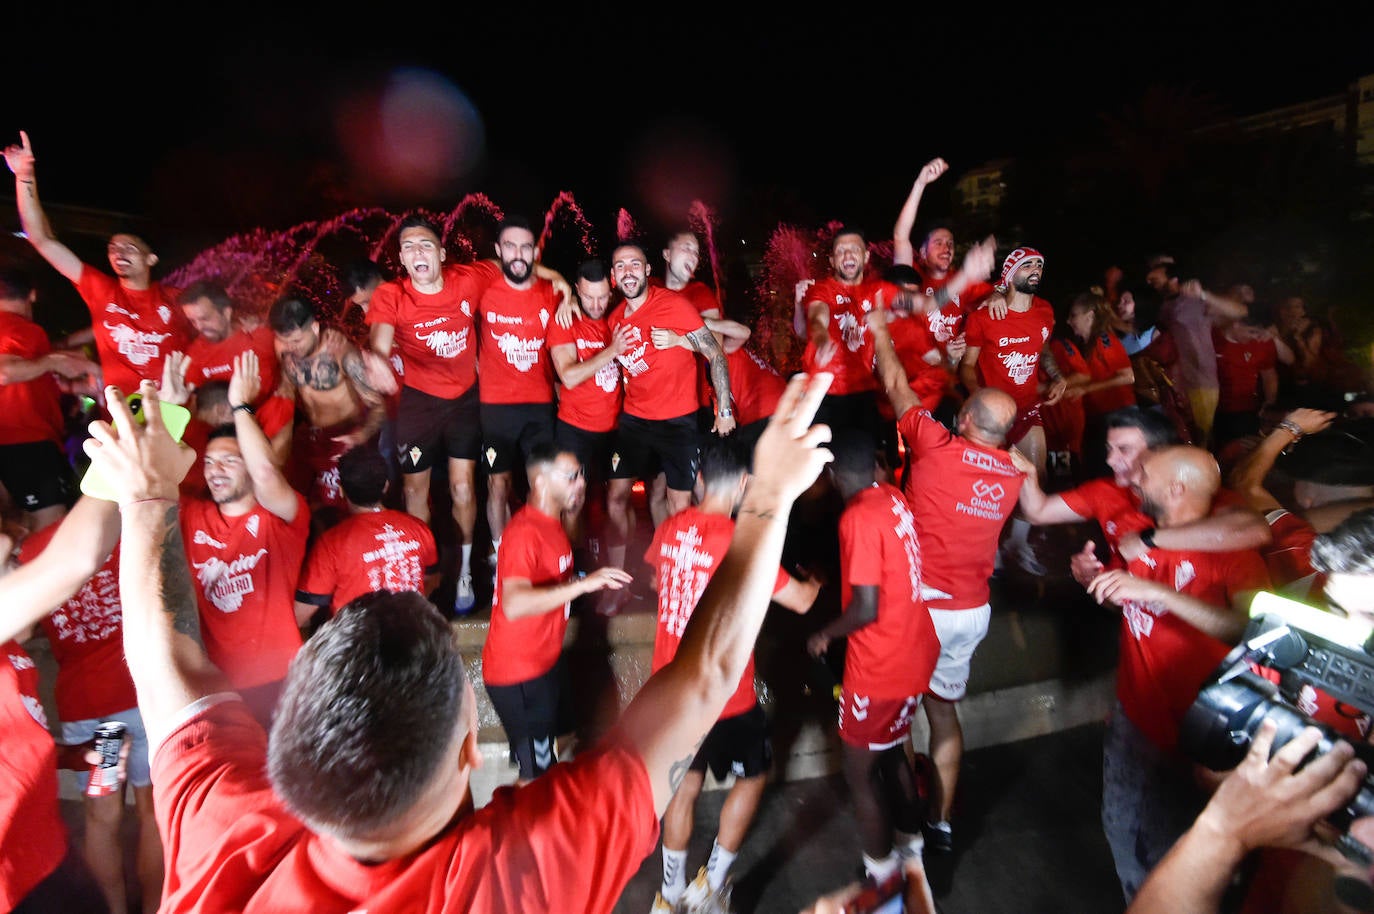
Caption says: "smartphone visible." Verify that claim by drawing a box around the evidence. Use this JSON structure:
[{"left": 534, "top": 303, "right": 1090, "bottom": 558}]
[{"left": 78, "top": 393, "right": 192, "bottom": 502}]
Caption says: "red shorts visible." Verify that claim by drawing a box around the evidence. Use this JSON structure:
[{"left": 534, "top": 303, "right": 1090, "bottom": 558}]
[
  {"left": 293, "top": 419, "right": 368, "bottom": 508},
  {"left": 836, "top": 686, "right": 920, "bottom": 750}
]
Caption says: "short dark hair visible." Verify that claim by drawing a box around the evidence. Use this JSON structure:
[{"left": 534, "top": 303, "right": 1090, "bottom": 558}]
[
  {"left": 269, "top": 296, "right": 316, "bottom": 335},
  {"left": 338, "top": 446, "right": 390, "bottom": 506},
  {"left": 830, "top": 428, "right": 879, "bottom": 481},
  {"left": 1310, "top": 508, "right": 1374, "bottom": 575},
  {"left": 342, "top": 258, "right": 385, "bottom": 296},
  {"left": 524, "top": 441, "right": 565, "bottom": 478},
  {"left": 699, "top": 438, "right": 747, "bottom": 492},
  {"left": 919, "top": 224, "right": 954, "bottom": 249},
  {"left": 195, "top": 380, "right": 231, "bottom": 415},
  {"left": 832, "top": 225, "right": 867, "bottom": 247},
  {"left": 0, "top": 266, "right": 35, "bottom": 301},
  {"left": 268, "top": 592, "right": 466, "bottom": 835},
  {"left": 577, "top": 260, "right": 608, "bottom": 284},
  {"left": 396, "top": 214, "right": 442, "bottom": 242},
  {"left": 497, "top": 215, "right": 534, "bottom": 238},
  {"left": 206, "top": 422, "right": 238, "bottom": 444},
  {"left": 177, "top": 279, "right": 233, "bottom": 311},
  {"left": 1104, "top": 406, "right": 1180, "bottom": 449}
]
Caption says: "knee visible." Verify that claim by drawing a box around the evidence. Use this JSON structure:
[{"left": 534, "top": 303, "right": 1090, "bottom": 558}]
[{"left": 450, "top": 478, "right": 474, "bottom": 505}]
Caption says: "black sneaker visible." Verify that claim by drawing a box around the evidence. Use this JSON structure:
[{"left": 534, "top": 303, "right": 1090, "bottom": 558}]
[{"left": 924, "top": 820, "right": 953, "bottom": 854}]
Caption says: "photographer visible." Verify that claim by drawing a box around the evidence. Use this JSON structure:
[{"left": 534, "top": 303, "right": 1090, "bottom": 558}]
[{"left": 1129, "top": 508, "right": 1374, "bottom": 913}]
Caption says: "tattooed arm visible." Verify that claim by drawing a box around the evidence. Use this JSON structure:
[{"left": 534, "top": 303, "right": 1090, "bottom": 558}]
[
  {"left": 616, "top": 372, "right": 833, "bottom": 814},
  {"left": 340, "top": 342, "right": 388, "bottom": 447},
  {"left": 686, "top": 325, "right": 736, "bottom": 436},
  {"left": 83, "top": 382, "right": 228, "bottom": 747}
]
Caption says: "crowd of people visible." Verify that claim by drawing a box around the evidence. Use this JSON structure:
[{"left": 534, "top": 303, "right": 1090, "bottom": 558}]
[{"left": 3, "top": 131, "right": 1374, "bottom": 914}]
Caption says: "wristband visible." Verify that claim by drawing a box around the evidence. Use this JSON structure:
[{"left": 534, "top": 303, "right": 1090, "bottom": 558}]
[
  {"left": 1139, "top": 527, "right": 1157, "bottom": 549},
  {"left": 1276, "top": 419, "right": 1303, "bottom": 440},
  {"left": 232, "top": 403, "right": 255, "bottom": 415}
]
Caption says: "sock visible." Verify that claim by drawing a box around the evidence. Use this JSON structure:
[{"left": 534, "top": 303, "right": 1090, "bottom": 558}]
[
  {"left": 863, "top": 849, "right": 901, "bottom": 883},
  {"left": 706, "top": 839, "right": 736, "bottom": 891},
  {"left": 661, "top": 848, "right": 688, "bottom": 904},
  {"left": 894, "top": 829, "right": 924, "bottom": 859},
  {"left": 460, "top": 544, "right": 472, "bottom": 576}
]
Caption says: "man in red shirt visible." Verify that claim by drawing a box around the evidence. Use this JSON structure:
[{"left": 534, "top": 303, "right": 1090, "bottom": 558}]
[
  {"left": 645, "top": 440, "right": 818, "bottom": 913},
  {"left": 87, "top": 371, "right": 834, "bottom": 914},
  {"left": 295, "top": 445, "right": 438, "bottom": 630},
  {"left": 548, "top": 260, "right": 629, "bottom": 575},
  {"left": 801, "top": 227, "right": 886, "bottom": 449},
  {"left": 0, "top": 267, "right": 97, "bottom": 530},
  {"left": 1211, "top": 314, "right": 1279, "bottom": 450},
  {"left": 807, "top": 430, "right": 940, "bottom": 893},
  {"left": 961, "top": 247, "right": 1068, "bottom": 575},
  {"left": 0, "top": 494, "right": 120, "bottom": 912},
  {"left": 1083, "top": 445, "right": 1270, "bottom": 903},
  {"left": 477, "top": 216, "right": 564, "bottom": 560},
  {"left": 181, "top": 352, "right": 310, "bottom": 729},
  {"left": 178, "top": 280, "right": 281, "bottom": 407},
  {"left": 5, "top": 131, "right": 190, "bottom": 396},
  {"left": 868, "top": 304, "right": 1022, "bottom": 854},
  {"left": 484, "top": 444, "right": 634, "bottom": 785},
  {"left": 606, "top": 241, "right": 734, "bottom": 554},
  {"left": 368, "top": 215, "right": 502, "bottom": 614}
]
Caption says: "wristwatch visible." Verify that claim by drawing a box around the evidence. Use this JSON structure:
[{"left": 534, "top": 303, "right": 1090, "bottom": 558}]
[{"left": 717, "top": 407, "right": 733, "bottom": 419}]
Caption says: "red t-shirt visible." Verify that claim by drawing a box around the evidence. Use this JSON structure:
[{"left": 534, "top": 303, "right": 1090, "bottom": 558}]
[
  {"left": 1116, "top": 547, "right": 1271, "bottom": 752},
  {"left": 184, "top": 325, "right": 281, "bottom": 406},
  {"left": 0, "top": 640, "right": 67, "bottom": 909},
  {"left": 897, "top": 409, "right": 1023, "bottom": 609},
  {"left": 0, "top": 311, "right": 66, "bottom": 445},
  {"left": 800, "top": 277, "right": 884, "bottom": 396},
  {"left": 19, "top": 526, "right": 137, "bottom": 721},
  {"left": 677, "top": 279, "right": 722, "bottom": 410},
  {"left": 477, "top": 280, "right": 559, "bottom": 405},
  {"left": 964, "top": 299, "right": 1056, "bottom": 410},
  {"left": 179, "top": 494, "right": 310, "bottom": 689},
  {"left": 645, "top": 508, "right": 789, "bottom": 720},
  {"left": 838, "top": 483, "right": 940, "bottom": 699},
  {"left": 1058, "top": 480, "right": 1251, "bottom": 564},
  {"left": 725, "top": 346, "right": 787, "bottom": 427},
  {"left": 297, "top": 509, "right": 438, "bottom": 611},
  {"left": 610, "top": 287, "right": 707, "bottom": 421},
  {"left": 483, "top": 506, "right": 575, "bottom": 686},
  {"left": 546, "top": 315, "right": 622, "bottom": 433},
  {"left": 76, "top": 268, "right": 188, "bottom": 393},
  {"left": 1043, "top": 339, "right": 1087, "bottom": 455},
  {"left": 884, "top": 311, "right": 949, "bottom": 417},
  {"left": 151, "top": 700, "right": 658, "bottom": 913},
  {"left": 365, "top": 262, "right": 501, "bottom": 398},
  {"left": 179, "top": 399, "right": 293, "bottom": 500},
  {"left": 1263, "top": 509, "right": 1319, "bottom": 590},
  {"left": 1213, "top": 330, "right": 1277, "bottom": 413}
]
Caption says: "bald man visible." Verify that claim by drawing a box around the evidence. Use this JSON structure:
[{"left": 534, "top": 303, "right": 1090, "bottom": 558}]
[{"left": 1083, "top": 444, "right": 1271, "bottom": 904}]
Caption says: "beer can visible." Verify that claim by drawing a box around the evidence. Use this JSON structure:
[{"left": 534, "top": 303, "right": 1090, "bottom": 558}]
[{"left": 86, "top": 721, "right": 127, "bottom": 798}]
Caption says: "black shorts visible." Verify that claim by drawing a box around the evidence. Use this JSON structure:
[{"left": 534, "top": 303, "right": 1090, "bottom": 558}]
[
  {"left": 690, "top": 702, "right": 772, "bottom": 781},
  {"left": 485, "top": 662, "right": 566, "bottom": 780},
  {"left": 395, "top": 385, "right": 481, "bottom": 471},
  {"left": 555, "top": 419, "right": 614, "bottom": 490},
  {"left": 0, "top": 440, "right": 76, "bottom": 511},
  {"left": 609, "top": 412, "right": 699, "bottom": 492},
  {"left": 814, "top": 391, "right": 883, "bottom": 444},
  {"left": 480, "top": 402, "right": 556, "bottom": 475}
]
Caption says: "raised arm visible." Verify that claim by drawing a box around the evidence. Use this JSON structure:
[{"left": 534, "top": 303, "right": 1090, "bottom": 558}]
[
  {"left": 229, "top": 351, "right": 299, "bottom": 522},
  {"left": 619, "top": 372, "right": 833, "bottom": 814},
  {"left": 0, "top": 495, "right": 120, "bottom": 643},
  {"left": 891, "top": 158, "right": 949, "bottom": 267},
  {"left": 83, "top": 382, "right": 228, "bottom": 746},
  {"left": 1227, "top": 408, "right": 1336, "bottom": 515},
  {"left": 1008, "top": 447, "right": 1088, "bottom": 525},
  {"left": 866, "top": 305, "right": 920, "bottom": 417},
  {"left": 931, "top": 234, "right": 997, "bottom": 311},
  {"left": 500, "top": 565, "right": 632, "bottom": 620},
  {"left": 3, "top": 131, "right": 83, "bottom": 282}
]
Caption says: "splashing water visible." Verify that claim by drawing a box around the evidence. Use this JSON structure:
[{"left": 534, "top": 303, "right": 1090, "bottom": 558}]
[{"left": 687, "top": 200, "right": 724, "bottom": 308}]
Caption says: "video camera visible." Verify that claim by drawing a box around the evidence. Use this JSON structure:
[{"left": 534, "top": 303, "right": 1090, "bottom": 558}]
[{"left": 1180, "top": 592, "right": 1374, "bottom": 863}]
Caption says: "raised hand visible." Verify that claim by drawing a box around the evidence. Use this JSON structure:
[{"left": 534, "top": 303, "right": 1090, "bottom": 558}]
[
  {"left": 83, "top": 382, "right": 196, "bottom": 503},
  {"left": 160, "top": 351, "right": 195, "bottom": 407},
  {"left": 747, "top": 372, "right": 833, "bottom": 505},
  {"left": 3, "top": 131, "right": 35, "bottom": 181},
  {"left": 916, "top": 158, "right": 949, "bottom": 188},
  {"left": 228, "top": 351, "right": 261, "bottom": 408}
]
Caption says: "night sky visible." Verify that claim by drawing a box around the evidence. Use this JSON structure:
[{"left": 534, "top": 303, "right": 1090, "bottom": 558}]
[{"left": 8, "top": 6, "right": 1374, "bottom": 267}]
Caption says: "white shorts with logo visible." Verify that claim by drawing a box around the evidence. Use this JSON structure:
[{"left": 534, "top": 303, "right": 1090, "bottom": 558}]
[{"left": 926, "top": 603, "right": 992, "bottom": 701}]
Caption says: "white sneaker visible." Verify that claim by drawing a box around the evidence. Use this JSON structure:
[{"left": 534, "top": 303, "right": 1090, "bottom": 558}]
[
  {"left": 649, "top": 892, "right": 677, "bottom": 914},
  {"left": 680, "top": 866, "right": 732, "bottom": 914},
  {"left": 453, "top": 573, "right": 476, "bottom": 615}
]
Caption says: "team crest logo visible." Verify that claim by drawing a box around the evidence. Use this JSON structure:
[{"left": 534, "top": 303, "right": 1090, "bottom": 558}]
[
  {"left": 158, "top": 305, "right": 172, "bottom": 324},
  {"left": 1174, "top": 560, "right": 1196, "bottom": 591},
  {"left": 1040, "top": 326, "right": 1049, "bottom": 341},
  {"left": 408, "top": 446, "right": 422, "bottom": 466},
  {"left": 246, "top": 514, "right": 260, "bottom": 538},
  {"left": 539, "top": 308, "right": 550, "bottom": 328},
  {"left": 486, "top": 447, "right": 497, "bottom": 467},
  {"left": 611, "top": 451, "right": 621, "bottom": 472}
]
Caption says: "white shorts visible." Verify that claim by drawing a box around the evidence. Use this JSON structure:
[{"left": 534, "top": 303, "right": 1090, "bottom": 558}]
[{"left": 926, "top": 604, "right": 992, "bottom": 701}]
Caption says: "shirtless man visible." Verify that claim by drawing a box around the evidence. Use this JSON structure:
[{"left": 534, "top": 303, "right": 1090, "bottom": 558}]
[{"left": 268, "top": 296, "right": 389, "bottom": 526}]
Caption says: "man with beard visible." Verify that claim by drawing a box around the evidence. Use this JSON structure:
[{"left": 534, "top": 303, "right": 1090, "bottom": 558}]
[
  {"left": 548, "top": 260, "right": 629, "bottom": 575},
  {"left": 179, "top": 351, "right": 310, "bottom": 729},
  {"left": 801, "top": 227, "right": 886, "bottom": 448},
  {"left": 5, "top": 130, "right": 191, "bottom": 397},
  {"left": 477, "top": 216, "right": 567, "bottom": 565},
  {"left": 1081, "top": 445, "right": 1270, "bottom": 904},
  {"left": 961, "top": 248, "right": 1067, "bottom": 575},
  {"left": 605, "top": 241, "right": 734, "bottom": 546}
]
